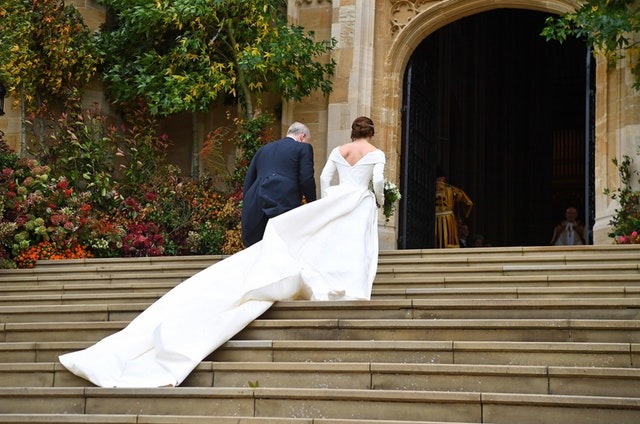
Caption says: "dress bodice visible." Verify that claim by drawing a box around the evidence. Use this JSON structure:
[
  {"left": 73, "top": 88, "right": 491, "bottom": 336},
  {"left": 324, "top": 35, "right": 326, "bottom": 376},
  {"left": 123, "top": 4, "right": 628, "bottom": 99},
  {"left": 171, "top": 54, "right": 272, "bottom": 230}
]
[{"left": 320, "top": 147, "right": 386, "bottom": 204}]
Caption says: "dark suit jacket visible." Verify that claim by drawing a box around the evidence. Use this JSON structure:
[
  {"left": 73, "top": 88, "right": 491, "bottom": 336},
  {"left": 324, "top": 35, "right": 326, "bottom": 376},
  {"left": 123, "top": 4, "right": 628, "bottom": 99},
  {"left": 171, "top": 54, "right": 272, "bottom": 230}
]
[{"left": 241, "top": 136, "right": 317, "bottom": 247}]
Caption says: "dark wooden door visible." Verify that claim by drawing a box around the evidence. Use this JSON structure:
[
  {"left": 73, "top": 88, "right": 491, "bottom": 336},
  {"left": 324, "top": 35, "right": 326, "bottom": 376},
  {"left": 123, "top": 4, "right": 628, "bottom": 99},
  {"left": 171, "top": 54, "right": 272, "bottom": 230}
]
[
  {"left": 398, "top": 46, "right": 439, "bottom": 249},
  {"left": 399, "top": 9, "right": 593, "bottom": 248}
]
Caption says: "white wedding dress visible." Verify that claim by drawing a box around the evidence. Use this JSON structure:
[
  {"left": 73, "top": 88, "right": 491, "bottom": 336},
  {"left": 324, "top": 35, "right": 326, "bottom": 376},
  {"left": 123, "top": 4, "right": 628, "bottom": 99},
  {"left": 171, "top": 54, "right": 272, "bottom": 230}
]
[{"left": 59, "top": 147, "right": 386, "bottom": 387}]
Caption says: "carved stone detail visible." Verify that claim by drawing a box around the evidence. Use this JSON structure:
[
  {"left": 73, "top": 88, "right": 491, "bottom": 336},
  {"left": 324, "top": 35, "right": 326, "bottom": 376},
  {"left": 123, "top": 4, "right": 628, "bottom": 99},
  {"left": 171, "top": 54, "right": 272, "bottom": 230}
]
[
  {"left": 295, "top": 0, "right": 331, "bottom": 5},
  {"left": 390, "top": 0, "right": 442, "bottom": 35}
]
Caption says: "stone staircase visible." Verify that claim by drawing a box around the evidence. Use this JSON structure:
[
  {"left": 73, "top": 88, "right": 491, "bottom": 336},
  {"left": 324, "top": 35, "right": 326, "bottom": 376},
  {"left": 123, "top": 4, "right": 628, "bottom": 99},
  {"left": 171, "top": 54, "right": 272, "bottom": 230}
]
[{"left": 1, "top": 245, "right": 640, "bottom": 423}]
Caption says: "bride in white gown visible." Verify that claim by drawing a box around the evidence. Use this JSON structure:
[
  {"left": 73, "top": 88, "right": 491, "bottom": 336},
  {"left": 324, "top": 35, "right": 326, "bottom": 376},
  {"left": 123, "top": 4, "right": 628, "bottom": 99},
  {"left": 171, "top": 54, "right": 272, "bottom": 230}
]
[{"left": 59, "top": 116, "right": 386, "bottom": 387}]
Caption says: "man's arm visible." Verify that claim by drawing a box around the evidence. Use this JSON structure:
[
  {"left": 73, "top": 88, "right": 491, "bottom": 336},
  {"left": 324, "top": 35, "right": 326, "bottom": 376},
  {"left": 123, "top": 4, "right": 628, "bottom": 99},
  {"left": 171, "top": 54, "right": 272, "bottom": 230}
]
[
  {"left": 454, "top": 187, "right": 473, "bottom": 218},
  {"left": 298, "top": 143, "right": 316, "bottom": 202}
]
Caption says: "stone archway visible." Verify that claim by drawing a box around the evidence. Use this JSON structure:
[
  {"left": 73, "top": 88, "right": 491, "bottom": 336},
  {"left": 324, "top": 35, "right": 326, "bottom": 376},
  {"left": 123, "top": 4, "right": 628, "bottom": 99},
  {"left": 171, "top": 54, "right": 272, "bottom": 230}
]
[
  {"left": 374, "top": 0, "right": 628, "bottom": 247},
  {"left": 381, "top": 0, "right": 577, "bottom": 134},
  {"left": 401, "top": 8, "right": 590, "bottom": 247},
  {"left": 382, "top": 0, "right": 577, "bottom": 117}
]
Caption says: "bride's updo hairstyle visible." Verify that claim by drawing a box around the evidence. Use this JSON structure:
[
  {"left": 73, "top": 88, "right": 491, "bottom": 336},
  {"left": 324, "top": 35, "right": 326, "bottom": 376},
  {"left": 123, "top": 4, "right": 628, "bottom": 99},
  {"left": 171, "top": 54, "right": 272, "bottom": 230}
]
[{"left": 351, "top": 116, "right": 375, "bottom": 140}]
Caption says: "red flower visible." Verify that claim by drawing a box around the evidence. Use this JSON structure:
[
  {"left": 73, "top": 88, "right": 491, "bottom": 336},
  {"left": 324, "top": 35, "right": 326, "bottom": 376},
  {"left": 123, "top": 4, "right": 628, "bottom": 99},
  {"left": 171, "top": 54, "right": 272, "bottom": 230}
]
[
  {"left": 124, "top": 197, "right": 141, "bottom": 211},
  {"left": 144, "top": 191, "right": 158, "bottom": 202},
  {"left": 50, "top": 214, "right": 64, "bottom": 225}
]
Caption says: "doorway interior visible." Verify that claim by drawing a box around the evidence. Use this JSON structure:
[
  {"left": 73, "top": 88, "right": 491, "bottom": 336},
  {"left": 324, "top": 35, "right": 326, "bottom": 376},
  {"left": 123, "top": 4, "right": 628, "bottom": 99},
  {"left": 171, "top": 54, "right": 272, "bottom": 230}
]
[{"left": 399, "top": 8, "right": 595, "bottom": 249}]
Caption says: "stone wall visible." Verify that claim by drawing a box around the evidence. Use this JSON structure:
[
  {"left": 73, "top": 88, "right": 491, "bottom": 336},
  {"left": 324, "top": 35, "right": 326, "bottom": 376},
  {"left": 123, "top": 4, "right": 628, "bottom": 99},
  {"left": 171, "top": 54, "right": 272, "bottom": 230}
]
[{"left": 592, "top": 30, "right": 640, "bottom": 243}]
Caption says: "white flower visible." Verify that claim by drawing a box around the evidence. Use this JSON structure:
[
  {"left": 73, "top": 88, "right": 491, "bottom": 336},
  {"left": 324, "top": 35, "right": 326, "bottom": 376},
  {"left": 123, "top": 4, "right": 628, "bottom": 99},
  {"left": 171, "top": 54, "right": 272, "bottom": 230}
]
[{"left": 380, "top": 179, "right": 401, "bottom": 222}]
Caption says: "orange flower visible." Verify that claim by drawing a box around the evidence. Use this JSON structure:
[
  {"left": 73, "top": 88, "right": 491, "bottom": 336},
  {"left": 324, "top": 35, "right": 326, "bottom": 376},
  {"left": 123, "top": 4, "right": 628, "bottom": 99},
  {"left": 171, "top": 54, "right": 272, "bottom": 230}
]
[{"left": 15, "top": 241, "right": 93, "bottom": 268}]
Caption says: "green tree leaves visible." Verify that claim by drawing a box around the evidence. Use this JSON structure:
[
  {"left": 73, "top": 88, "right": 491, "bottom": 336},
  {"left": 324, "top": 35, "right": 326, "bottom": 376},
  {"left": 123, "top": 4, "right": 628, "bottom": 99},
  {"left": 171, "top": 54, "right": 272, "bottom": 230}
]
[
  {"left": 0, "top": 0, "right": 100, "bottom": 112},
  {"left": 97, "top": 0, "right": 336, "bottom": 117},
  {"left": 0, "top": 0, "right": 335, "bottom": 118},
  {"left": 542, "top": 0, "right": 640, "bottom": 90}
]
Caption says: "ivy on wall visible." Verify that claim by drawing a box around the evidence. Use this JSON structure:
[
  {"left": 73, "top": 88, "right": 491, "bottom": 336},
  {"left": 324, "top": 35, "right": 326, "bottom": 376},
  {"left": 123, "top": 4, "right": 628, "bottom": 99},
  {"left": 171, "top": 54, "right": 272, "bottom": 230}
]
[
  {"left": 96, "top": 0, "right": 336, "bottom": 119},
  {"left": 0, "top": 0, "right": 100, "bottom": 113}
]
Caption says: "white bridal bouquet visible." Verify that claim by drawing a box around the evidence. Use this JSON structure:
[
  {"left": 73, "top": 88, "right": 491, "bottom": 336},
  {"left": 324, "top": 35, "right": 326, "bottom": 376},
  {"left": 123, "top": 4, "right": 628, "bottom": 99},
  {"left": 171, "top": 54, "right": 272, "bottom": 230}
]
[{"left": 379, "top": 180, "right": 401, "bottom": 222}]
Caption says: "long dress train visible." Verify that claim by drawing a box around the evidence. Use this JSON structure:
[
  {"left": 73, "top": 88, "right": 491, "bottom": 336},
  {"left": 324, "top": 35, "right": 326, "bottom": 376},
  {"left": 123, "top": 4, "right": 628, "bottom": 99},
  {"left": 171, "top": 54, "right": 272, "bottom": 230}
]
[{"left": 59, "top": 148, "right": 386, "bottom": 388}]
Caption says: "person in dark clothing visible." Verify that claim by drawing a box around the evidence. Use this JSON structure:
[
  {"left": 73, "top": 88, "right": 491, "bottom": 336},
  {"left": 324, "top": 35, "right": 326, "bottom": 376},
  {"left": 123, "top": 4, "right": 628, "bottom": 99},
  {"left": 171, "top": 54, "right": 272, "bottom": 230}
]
[{"left": 241, "top": 122, "right": 317, "bottom": 247}]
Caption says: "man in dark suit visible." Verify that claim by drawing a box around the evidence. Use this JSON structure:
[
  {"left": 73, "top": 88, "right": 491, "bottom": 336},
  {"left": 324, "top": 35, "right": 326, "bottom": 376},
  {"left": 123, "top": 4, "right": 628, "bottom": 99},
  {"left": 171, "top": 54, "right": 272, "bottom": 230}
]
[{"left": 241, "top": 122, "right": 317, "bottom": 247}]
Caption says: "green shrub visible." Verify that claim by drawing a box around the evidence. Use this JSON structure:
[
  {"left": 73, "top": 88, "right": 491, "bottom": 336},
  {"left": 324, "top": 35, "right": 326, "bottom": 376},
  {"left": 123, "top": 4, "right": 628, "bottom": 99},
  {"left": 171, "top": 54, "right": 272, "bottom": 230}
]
[
  {"left": 0, "top": 107, "right": 274, "bottom": 268},
  {"left": 604, "top": 152, "right": 640, "bottom": 243}
]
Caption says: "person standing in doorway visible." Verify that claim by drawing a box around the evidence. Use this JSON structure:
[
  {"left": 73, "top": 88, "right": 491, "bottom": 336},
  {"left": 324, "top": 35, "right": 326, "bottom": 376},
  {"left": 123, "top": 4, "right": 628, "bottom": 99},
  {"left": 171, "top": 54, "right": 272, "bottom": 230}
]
[
  {"left": 241, "top": 122, "right": 317, "bottom": 247},
  {"left": 550, "top": 206, "right": 586, "bottom": 246},
  {"left": 458, "top": 221, "right": 470, "bottom": 247},
  {"left": 435, "top": 168, "right": 473, "bottom": 248}
]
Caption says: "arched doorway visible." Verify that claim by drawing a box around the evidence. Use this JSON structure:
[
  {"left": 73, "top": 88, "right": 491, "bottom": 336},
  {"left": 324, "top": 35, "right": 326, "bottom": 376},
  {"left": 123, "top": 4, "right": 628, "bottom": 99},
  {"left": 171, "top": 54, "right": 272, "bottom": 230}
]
[{"left": 397, "top": 9, "right": 594, "bottom": 248}]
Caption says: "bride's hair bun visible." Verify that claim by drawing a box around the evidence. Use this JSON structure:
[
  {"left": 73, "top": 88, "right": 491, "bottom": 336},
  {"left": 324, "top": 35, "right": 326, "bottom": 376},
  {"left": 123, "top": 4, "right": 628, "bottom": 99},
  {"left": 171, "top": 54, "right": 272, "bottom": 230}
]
[{"left": 351, "top": 116, "right": 375, "bottom": 139}]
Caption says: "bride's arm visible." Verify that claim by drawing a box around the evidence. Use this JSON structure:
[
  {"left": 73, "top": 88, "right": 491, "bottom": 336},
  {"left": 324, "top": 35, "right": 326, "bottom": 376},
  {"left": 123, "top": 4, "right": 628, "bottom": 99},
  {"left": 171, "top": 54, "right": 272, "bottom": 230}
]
[
  {"left": 319, "top": 160, "right": 337, "bottom": 198},
  {"left": 372, "top": 162, "right": 385, "bottom": 206}
]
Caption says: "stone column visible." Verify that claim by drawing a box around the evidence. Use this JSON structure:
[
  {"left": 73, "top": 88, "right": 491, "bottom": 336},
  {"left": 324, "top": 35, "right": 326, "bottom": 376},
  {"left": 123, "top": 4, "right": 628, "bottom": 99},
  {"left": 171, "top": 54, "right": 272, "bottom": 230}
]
[
  {"left": 592, "top": 35, "right": 640, "bottom": 244},
  {"left": 326, "top": 0, "right": 376, "bottom": 153}
]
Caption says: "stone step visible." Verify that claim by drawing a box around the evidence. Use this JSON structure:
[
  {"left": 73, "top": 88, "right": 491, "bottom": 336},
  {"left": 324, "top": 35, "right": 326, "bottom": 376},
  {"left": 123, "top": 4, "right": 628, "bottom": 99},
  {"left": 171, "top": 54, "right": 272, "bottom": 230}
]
[
  {"left": 237, "top": 318, "right": 640, "bottom": 344},
  {"left": 377, "top": 263, "right": 640, "bottom": 278},
  {"left": 8, "top": 268, "right": 640, "bottom": 288},
  {"left": 263, "top": 299, "right": 640, "bottom": 320},
  {"left": 3, "top": 284, "right": 640, "bottom": 305},
  {"left": 4, "top": 270, "right": 640, "bottom": 292},
  {"left": 0, "top": 387, "right": 639, "bottom": 423},
  {"left": 1, "top": 299, "right": 640, "bottom": 323},
  {"left": 2, "top": 340, "right": 637, "bottom": 368},
  {"left": 0, "top": 284, "right": 640, "bottom": 307},
  {"left": 376, "top": 245, "right": 640, "bottom": 258},
  {"left": 1, "top": 318, "right": 639, "bottom": 344},
  {"left": 4, "top": 248, "right": 639, "bottom": 282},
  {"left": 1, "top": 255, "right": 222, "bottom": 273},
  {"left": 6, "top": 277, "right": 640, "bottom": 301},
  {"left": 22, "top": 245, "right": 640, "bottom": 272},
  {"left": 373, "top": 274, "right": 640, "bottom": 289},
  {"left": 2, "top": 245, "right": 640, "bottom": 422},
  {"left": 4, "top": 259, "right": 640, "bottom": 290},
  {"left": 0, "top": 272, "right": 193, "bottom": 287},
  {"left": 380, "top": 286, "right": 640, "bottom": 299},
  {"left": 0, "top": 415, "right": 456, "bottom": 424},
  {"left": 0, "top": 283, "right": 175, "bottom": 298},
  {"left": 3, "top": 361, "right": 640, "bottom": 399},
  {"left": 5, "top": 277, "right": 640, "bottom": 301},
  {"left": 379, "top": 253, "right": 640, "bottom": 266},
  {"left": 13, "top": 253, "right": 640, "bottom": 278},
  {"left": 0, "top": 293, "right": 162, "bottom": 307}
]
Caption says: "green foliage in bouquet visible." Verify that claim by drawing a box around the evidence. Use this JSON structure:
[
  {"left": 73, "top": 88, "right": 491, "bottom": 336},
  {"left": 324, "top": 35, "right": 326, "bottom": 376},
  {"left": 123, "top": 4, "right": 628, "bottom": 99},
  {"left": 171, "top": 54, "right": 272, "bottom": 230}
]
[{"left": 380, "top": 180, "right": 402, "bottom": 223}]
